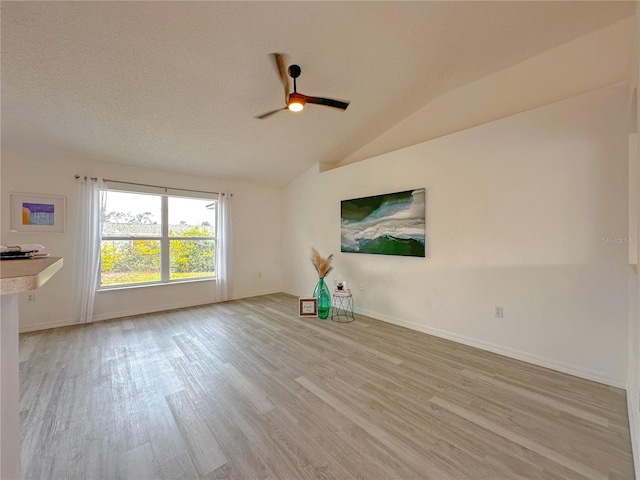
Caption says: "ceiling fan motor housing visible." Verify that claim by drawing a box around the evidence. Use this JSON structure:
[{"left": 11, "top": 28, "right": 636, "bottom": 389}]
[{"left": 288, "top": 64, "right": 301, "bottom": 79}]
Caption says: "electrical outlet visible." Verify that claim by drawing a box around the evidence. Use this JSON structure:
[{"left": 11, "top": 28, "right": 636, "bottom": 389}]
[
  {"left": 257, "top": 272, "right": 262, "bottom": 278},
  {"left": 359, "top": 283, "right": 364, "bottom": 291},
  {"left": 495, "top": 306, "right": 503, "bottom": 318},
  {"left": 27, "top": 293, "right": 36, "bottom": 303}
]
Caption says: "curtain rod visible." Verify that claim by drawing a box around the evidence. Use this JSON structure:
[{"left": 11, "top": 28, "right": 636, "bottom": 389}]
[{"left": 74, "top": 175, "right": 229, "bottom": 196}]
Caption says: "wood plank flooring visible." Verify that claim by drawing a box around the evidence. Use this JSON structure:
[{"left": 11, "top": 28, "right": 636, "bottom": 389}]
[{"left": 19, "top": 293, "right": 634, "bottom": 479}]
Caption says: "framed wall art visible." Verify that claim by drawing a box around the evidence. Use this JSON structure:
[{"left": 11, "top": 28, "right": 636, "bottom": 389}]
[
  {"left": 10, "top": 193, "right": 66, "bottom": 233},
  {"left": 341, "top": 188, "right": 425, "bottom": 257},
  {"left": 299, "top": 297, "right": 318, "bottom": 317}
]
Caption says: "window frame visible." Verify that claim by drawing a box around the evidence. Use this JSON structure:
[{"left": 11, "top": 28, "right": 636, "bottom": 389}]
[{"left": 99, "top": 188, "right": 217, "bottom": 290}]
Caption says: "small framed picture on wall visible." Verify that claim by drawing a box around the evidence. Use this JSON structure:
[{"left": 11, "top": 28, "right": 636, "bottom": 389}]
[{"left": 10, "top": 193, "right": 66, "bottom": 233}]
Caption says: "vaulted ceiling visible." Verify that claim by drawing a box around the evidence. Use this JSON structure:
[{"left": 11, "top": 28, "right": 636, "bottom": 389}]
[{"left": 1, "top": 1, "right": 635, "bottom": 187}]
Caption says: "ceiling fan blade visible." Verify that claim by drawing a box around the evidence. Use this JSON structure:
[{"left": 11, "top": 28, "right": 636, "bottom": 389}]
[
  {"left": 303, "top": 95, "right": 350, "bottom": 110},
  {"left": 272, "top": 53, "right": 290, "bottom": 102},
  {"left": 255, "top": 107, "right": 287, "bottom": 119}
]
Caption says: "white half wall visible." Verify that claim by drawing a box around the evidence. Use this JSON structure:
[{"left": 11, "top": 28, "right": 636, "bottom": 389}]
[
  {"left": 284, "top": 84, "right": 629, "bottom": 387},
  {"left": 0, "top": 152, "right": 283, "bottom": 331},
  {"left": 626, "top": 6, "right": 640, "bottom": 480}
]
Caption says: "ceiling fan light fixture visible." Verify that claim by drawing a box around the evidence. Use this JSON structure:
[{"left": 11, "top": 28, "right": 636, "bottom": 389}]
[
  {"left": 255, "top": 54, "right": 350, "bottom": 119},
  {"left": 288, "top": 101, "right": 304, "bottom": 112}
]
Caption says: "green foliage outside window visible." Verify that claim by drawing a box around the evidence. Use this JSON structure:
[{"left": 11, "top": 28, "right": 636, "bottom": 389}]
[
  {"left": 170, "top": 226, "right": 215, "bottom": 274},
  {"left": 101, "top": 222, "right": 215, "bottom": 286}
]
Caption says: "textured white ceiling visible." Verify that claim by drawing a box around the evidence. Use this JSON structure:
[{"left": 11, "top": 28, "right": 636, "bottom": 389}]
[{"left": 1, "top": 1, "right": 635, "bottom": 187}]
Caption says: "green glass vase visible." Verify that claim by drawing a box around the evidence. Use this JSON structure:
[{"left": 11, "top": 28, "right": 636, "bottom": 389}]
[{"left": 313, "top": 278, "right": 331, "bottom": 320}]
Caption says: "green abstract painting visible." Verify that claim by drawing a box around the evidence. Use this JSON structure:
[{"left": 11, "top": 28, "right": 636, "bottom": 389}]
[{"left": 341, "top": 189, "right": 425, "bottom": 257}]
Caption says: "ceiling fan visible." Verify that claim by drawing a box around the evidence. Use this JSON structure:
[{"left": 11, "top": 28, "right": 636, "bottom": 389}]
[{"left": 256, "top": 53, "right": 350, "bottom": 119}]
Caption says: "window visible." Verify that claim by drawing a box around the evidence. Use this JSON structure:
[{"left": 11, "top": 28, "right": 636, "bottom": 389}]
[{"left": 100, "top": 189, "right": 216, "bottom": 288}]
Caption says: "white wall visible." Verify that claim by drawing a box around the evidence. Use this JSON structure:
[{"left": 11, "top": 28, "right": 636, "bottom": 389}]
[
  {"left": 1, "top": 152, "right": 283, "bottom": 331},
  {"left": 284, "top": 84, "right": 629, "bottom": 387},
  {"left": 626, "top": 6, "right": 640, "bottom": 479},
  {"left": 340, "top": 17, "right": 634, "bottom": 167}
]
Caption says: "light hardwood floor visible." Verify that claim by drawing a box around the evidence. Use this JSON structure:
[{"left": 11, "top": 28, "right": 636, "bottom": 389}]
[{"left": 20, "top": 293, "right": 634, "bottom": 479}]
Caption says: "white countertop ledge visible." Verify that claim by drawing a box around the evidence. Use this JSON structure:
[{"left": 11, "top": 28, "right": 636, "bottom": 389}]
[{"left": 0, "top": 257, "right": 63, "bottom": 295}]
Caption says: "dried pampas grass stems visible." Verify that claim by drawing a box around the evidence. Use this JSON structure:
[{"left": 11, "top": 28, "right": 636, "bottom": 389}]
[{"left": 311, "top": 248, "right": 333, "bottom": 279}]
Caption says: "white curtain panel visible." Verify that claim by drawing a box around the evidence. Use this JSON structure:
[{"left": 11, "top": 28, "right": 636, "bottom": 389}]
[
  {"left": 215, "top": 192, "right": 233, "bottom": 302},
  {"left": 72, "top": 176, "right": 105, "bottom": 323}
]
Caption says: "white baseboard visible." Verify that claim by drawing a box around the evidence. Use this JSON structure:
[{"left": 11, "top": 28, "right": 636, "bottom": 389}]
[
  {"left": 356, "top": 305, "right": 625, "bottom": 388},
  {"left": 231, "top": 288, "right": 283, "bottom": 301},
  {"left": 20, "top": 290, "right": 626, "bottom": 388},
  {"left": 19, "top": 288, "right": 281, "bottom": 333},
  {"left": 91, "top": 298, "right": 215, "bottom": 323},
  {"left": 92, "top": 288, "right": 280, "bottom": 322},
  {"left": 19, "top": 298, "right": 215, "bottom": 332},
  {"left": 628, "top": 387, "right": 640, "bottom": 480},
  {"left": 283, "top": 289, "right": 625, "bottom": 388},
  {"left": 20, "top": 319, "right": 78, "bottom": 333}
]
